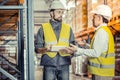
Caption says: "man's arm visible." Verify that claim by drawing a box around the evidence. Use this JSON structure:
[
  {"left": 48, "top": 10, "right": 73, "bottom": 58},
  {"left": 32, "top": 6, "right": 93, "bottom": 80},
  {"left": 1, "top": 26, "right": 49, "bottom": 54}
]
[
  {"left": 35, "top": 27, "right": 47, "bottom": 53},
  {"left": 73, "top": 29, "right": 109, "bottom": 57},
  {"left": 60, "top": 29, "right": 108, "bottom": 57}
]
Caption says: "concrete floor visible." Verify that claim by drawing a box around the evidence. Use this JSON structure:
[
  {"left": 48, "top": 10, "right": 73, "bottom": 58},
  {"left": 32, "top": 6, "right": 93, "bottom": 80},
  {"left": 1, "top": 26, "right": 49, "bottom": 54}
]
[{"left": 34, "top": 66, "right": 91, "bottom": 80}]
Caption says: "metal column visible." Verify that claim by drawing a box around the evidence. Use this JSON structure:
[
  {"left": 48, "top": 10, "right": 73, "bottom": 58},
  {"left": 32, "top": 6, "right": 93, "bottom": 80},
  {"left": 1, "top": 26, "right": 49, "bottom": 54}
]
[
  {"left": 18, "top": 9, "right": 24, "bottom": 80},
  {"left": 25, "top": 0, "right": 35, "bottom": 80}
]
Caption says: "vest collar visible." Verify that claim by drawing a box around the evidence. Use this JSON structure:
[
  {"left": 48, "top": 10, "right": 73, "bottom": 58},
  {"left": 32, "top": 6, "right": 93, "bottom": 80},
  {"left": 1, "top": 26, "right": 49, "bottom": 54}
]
[
  {"left": 95, "top": 23, "right": 107, "bottom": 31},
  {"left": 49, "top": 19, "right": 62, "bottom": 30}
]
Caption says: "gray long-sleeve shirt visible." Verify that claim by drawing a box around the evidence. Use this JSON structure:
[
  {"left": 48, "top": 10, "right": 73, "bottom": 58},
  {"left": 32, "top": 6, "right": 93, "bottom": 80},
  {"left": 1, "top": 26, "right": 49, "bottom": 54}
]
[{"left": 35, "top": 20, "right": 75, "bottom": 66}]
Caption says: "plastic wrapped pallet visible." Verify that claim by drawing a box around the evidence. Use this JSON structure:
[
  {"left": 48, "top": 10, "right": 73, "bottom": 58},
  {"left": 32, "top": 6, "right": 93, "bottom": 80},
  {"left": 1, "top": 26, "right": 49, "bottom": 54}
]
[{"left": 71, "top": 55, "right": 88, "bottom": 76}]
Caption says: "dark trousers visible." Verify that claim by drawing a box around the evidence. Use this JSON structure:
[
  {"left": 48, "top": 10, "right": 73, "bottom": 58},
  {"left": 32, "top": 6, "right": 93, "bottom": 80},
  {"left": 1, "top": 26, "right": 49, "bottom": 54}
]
[{"left": 43, "top": 65, "right": 69, "bottom": 80}]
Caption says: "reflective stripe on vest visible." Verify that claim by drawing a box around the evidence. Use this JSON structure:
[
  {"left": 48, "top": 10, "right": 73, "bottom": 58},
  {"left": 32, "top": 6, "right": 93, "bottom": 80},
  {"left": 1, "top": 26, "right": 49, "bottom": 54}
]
[
  {"left": 89, "top": 26, "right": 115, "bottom": 76},
  {"left": 100, "top": 52, "right": 115, "bottom": 58},
  {"left": 59, "top": 38, "right": 69, "bottom": 43},
  {"left": 42, "top": 22, "right": 70, "bottom": 58},
  {"left": 89, "top": 62, "right": 115, "bottom": 68},
  {"left": 45, "top": 41, "right": 57, "bottom": 46}
]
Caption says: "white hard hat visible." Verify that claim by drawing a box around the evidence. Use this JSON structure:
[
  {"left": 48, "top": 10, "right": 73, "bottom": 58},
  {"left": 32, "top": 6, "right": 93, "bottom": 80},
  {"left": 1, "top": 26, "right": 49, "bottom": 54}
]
[
  {"left": 49, "top": 0, "right": 66, "bottom": 10},
  {"left": 91, "top": 5, "right": 112, "bottom": 20}
]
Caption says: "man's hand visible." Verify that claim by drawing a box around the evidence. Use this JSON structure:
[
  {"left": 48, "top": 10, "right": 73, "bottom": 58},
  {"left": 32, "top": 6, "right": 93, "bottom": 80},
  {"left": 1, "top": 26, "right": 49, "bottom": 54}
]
[
  {"left": 37, "top": 45, "right": 52, "bottom": 54},
  {"left": 37, "top": 48, "right": 48, "bottom": 54},
  {"left": 59, "top": 44, "right": 78, "bottom": 55},
  {"left": 78, "top": 40, "right": 86, "bottom": 46}
]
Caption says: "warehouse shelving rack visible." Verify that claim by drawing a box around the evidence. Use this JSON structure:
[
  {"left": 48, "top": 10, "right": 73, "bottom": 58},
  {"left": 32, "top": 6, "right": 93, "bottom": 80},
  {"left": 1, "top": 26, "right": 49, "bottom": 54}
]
[{"left": 0, "top": 0, "right": 34, "bottom": 80}]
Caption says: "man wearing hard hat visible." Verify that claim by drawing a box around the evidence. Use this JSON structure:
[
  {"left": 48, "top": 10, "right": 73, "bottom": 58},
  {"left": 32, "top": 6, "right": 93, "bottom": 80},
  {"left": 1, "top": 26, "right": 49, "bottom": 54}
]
[
  {"left": 60, "top": 5, "right": 115, "bottom": 80},
  {"left": 35, "top": 0, "right": 75, "bottom": 80}
]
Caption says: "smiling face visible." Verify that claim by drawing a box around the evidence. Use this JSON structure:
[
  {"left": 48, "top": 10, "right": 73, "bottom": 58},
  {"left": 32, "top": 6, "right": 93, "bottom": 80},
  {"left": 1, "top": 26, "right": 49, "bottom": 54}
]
[{"left": 50, "top": 9, "right": 65, "bottom": 22}]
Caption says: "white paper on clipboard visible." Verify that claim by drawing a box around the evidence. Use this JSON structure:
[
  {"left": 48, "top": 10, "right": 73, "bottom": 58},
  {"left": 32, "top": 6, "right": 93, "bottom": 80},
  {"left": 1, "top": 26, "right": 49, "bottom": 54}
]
[{"left": 51, "top": 46, "right": 66, "bottom": 52}]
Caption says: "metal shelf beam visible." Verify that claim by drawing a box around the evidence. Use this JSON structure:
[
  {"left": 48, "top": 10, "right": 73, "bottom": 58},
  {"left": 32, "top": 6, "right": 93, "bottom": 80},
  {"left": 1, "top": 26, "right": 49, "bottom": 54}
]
[{"left": 0, "top": 6, "right": 25, "bottom": 9}]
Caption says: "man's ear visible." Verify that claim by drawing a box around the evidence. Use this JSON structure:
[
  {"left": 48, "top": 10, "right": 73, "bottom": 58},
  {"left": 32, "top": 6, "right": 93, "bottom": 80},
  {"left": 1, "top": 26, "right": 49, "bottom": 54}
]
[
  {"left": 99, "top": 16, "right": 103, "bottom": 23},
  {"left": 98, "top": 15, "right": 102, "bottom": 20}
]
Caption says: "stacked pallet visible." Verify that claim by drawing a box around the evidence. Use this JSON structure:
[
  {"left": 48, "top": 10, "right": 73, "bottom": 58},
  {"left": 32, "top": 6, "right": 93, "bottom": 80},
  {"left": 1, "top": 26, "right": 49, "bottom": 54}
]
[
  {"left": 113, "top": 35, "right": 120, "bottom": 80},
  {"left": 108, "top": 14, "right": 120, "bottom": 35}
]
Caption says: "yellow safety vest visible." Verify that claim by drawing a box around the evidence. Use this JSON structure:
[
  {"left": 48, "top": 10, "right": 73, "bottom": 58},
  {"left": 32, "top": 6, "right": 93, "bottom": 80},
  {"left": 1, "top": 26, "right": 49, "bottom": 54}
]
[
  {"left": 88, "top": 26, "right": 115, "bottom": 76},
  {"left": 42, "top": 22, "right": 71, "bottom": 58}
]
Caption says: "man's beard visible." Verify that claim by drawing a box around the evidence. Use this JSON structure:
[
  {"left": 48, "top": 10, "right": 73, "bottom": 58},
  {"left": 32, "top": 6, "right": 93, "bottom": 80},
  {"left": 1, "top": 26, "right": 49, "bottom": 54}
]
[{"left": 53, "top": 16, "right": 62, "bottom": 22}]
